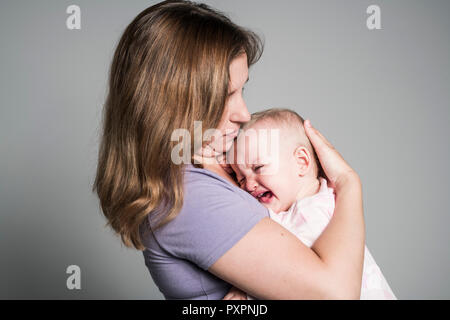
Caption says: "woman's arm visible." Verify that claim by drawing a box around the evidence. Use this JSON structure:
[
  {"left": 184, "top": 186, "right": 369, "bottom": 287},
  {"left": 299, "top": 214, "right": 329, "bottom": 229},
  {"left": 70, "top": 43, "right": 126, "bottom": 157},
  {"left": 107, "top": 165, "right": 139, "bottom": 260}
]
[{"left": 209, "top": 120, "right": 365, "bottom": 299}]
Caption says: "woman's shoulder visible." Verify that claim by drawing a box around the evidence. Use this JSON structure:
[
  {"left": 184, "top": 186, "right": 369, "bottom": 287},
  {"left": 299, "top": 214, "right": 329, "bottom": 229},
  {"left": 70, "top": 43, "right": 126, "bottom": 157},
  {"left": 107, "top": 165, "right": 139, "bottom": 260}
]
[
  {"left": 146, "top": 164, "right": 268, "bottom": 232},
  {"left": 183, "top": 164, "right": 234, "bottom": 190},
  {"left": 182, "top": 163, "right": 265, "bottom": 212},
  {"left": 145, "top": 164, "right": 269, "bottom": 270},
  {"left": 183, "top": 164, "right": 234, "bottom": 192}
]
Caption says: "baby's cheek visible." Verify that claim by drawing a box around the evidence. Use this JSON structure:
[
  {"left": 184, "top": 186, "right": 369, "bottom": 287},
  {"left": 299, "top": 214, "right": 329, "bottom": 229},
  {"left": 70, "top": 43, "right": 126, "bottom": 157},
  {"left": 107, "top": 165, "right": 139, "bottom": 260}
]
[
  {"left": 261, "top": 201, "right": 279, "bottom": 214},
  {"left": 274, "top": 183, "right": 296, "bottom": 210}
]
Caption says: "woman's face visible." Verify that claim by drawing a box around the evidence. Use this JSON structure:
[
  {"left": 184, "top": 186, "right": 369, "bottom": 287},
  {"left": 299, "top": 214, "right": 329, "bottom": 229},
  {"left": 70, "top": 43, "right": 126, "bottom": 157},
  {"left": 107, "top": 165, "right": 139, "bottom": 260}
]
[{"left": 208, "top": 53, "right": 251, "bottom": 154}]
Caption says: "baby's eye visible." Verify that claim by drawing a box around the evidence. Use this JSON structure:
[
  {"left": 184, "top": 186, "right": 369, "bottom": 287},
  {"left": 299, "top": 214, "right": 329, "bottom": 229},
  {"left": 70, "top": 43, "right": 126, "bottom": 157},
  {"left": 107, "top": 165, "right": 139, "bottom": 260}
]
[{"left": 238, "top": 177, "right": 246, "bottom": 186}]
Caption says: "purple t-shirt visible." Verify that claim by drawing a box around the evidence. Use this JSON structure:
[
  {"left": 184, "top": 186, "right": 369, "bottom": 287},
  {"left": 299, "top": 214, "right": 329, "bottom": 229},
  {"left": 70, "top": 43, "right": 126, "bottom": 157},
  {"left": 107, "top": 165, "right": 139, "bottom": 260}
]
[{"left": 141, "top": 164, "right": 269, "bottom": 299}]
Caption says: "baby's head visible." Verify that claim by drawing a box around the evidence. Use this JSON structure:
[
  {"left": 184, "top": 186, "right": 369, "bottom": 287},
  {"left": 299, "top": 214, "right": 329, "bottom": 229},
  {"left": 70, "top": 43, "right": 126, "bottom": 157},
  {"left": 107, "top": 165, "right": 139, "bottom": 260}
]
[{"left": 228, "top": 108, "right": 322, "bottom": 213}]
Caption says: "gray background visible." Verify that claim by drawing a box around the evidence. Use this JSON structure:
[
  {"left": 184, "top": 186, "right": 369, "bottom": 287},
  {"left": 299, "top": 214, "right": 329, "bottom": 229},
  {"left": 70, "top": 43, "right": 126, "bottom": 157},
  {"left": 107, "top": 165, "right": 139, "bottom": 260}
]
[{"left": 1, "top": 0, "right": 449, "bottom": 299}]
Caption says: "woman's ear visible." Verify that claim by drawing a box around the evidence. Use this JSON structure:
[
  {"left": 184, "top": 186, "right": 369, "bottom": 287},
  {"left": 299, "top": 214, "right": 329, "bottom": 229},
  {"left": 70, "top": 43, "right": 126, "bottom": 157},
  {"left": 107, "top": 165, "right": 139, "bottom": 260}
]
[{"left": 293, "top": 146, "right": 311, "bottom": 177}]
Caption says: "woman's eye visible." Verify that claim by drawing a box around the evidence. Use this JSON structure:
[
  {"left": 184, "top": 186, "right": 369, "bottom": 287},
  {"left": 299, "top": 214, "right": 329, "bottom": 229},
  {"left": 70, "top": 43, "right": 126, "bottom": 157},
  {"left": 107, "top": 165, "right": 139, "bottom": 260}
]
[
  {"left": 238, "top": 178, "right": 245, "bottom": 185},
  {"left": 228, "top": 87, "right": 245, "bottom": 97},
  {"left": 254, "top": 165, "right": 263, "bottom": 172}
]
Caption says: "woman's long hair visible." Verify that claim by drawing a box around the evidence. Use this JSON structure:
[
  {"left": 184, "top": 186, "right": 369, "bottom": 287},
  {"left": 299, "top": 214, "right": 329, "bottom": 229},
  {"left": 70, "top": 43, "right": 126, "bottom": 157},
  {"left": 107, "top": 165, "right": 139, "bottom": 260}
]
[{"left": 92, "top": 0, "right": 263, "bottom": 250}]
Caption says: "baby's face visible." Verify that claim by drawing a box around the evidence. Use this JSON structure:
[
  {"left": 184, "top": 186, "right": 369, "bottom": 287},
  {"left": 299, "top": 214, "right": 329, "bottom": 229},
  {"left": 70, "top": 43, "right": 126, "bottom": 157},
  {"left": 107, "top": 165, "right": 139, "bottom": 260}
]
[{"left": 231, "top": 122, "right": 303, "bottom": 213}]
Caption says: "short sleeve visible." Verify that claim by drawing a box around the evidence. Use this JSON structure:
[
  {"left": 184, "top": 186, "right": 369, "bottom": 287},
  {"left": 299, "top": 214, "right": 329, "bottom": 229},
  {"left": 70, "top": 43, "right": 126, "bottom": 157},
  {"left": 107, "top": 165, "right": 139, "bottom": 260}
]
[{"left": 149, "top": 166, "right": 269, "bottom": 270}]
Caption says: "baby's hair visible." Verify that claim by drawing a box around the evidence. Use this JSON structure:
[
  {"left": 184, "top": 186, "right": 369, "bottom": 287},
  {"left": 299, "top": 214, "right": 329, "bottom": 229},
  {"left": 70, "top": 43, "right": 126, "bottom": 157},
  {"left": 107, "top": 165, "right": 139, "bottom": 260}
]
[
  {"left": 242, "top": 108, "right": 305, "bottom": 131},
  {"left": 242, "top": 108, "right": 324, "bottom": 178}
]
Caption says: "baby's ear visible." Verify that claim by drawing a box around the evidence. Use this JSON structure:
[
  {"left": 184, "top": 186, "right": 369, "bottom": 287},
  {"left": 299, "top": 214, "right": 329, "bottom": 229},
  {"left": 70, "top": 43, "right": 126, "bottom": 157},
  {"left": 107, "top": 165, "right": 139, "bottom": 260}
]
[{"left": 293, "top": 146, "right": 312, "bottom": 177}]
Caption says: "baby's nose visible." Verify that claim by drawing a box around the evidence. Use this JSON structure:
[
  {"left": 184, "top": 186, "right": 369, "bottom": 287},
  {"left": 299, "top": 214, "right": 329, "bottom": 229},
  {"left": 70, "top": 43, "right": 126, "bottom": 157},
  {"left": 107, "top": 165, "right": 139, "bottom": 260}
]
[{"left": 245, "top": 180, "right": 258, "bottom": 192}]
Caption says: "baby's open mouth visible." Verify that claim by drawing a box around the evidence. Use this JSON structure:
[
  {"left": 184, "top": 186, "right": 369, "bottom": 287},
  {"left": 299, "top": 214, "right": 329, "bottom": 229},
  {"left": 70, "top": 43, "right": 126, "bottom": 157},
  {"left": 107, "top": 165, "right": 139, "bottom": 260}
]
[{"left": 256, "top": 190, "right": 273, "bottom": 204}]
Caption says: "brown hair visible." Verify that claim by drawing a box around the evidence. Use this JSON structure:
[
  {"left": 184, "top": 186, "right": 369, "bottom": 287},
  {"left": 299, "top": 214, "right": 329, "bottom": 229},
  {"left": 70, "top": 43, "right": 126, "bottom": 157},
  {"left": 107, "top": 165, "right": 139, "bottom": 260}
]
[
  {"left": 242, "top": 108, "right": 324, "bottom": 178},
  {"left": 92, "top": 0, "right": 263, "bottom": 250}
]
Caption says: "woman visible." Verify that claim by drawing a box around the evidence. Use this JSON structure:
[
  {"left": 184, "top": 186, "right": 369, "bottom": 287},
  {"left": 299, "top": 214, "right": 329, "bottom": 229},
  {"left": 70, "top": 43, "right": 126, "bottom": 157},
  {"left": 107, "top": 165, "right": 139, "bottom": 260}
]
[{"left": 93, "top": 0, "right": 365, "bottom": 300}]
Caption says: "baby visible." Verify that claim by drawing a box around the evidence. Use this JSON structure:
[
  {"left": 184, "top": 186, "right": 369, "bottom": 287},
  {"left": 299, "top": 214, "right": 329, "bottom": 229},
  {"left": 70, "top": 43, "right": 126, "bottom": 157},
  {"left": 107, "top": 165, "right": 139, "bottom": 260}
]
[{"left": 225, "top": 108, "right": 396, "bottom": 300}]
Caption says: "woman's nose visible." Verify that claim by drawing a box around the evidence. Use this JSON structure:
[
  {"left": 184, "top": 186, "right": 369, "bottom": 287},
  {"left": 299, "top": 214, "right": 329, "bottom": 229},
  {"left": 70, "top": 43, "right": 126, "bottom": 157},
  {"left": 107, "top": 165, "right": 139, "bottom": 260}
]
[
  {"left": 231, "top": 101, "right": 251, "bottom": 123},
  {"left": 240, "top": 105, "right": 251, "bottom": 123}
]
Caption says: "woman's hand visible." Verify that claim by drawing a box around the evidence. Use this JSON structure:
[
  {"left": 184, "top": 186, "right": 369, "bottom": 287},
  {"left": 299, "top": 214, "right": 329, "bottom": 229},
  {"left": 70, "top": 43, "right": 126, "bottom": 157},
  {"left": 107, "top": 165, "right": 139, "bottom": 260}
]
[
  {"left": 223, "top": 286, "right": 248, "bottom": 300},
  {"left": 303, "top": 119, "right": 360, "bottom": 191}
]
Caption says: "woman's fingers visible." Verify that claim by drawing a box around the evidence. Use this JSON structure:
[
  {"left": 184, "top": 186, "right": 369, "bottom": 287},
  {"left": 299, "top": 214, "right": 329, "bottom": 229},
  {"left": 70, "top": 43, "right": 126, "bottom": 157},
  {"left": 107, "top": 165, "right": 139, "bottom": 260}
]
[
  {"left": 222, "top": 293, "right": 233, "bottom": 300},
  {"left": 304, "top": 119, "right": 334, "bottom": 150},
  {"left": 303, "top": 119, "right": 359, "bottom": 190},
  {"left": 223, "top": 287, "right": 248, "bottom": 300}
]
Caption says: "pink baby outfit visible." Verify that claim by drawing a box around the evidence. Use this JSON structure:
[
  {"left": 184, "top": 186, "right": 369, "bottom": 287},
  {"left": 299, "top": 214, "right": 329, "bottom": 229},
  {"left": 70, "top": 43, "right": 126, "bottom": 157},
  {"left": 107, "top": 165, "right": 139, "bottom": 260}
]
[{"left": 268, "top": 178, "right": 396, "bottom": 300}]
